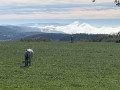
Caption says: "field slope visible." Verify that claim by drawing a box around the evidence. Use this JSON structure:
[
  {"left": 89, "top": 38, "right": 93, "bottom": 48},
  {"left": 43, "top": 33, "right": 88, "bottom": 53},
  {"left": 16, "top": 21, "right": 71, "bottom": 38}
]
[{"left": 0, "top": 42, "right": 120, "bottom": 90}]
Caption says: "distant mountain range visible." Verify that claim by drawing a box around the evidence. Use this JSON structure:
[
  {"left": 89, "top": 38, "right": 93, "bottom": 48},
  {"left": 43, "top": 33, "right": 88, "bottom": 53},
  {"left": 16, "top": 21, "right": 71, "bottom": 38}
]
[
  {"left": 0, "top": 25, "right": 66, "bottom": 41},
  {"left": 0, "top": 25, "right": 43, "bottom": 41},
  {"left": 0, "top": 22, "right": 115, "bottom": 41}
]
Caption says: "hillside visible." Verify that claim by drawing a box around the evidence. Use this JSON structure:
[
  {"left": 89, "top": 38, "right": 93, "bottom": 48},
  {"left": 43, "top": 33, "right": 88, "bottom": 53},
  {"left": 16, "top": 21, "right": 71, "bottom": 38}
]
[
  {"left": 0, "top": 25, "right": 43, "bottom": 41},
  {"left": 0, "top": 24, "right": 114, "bottom": 42}
]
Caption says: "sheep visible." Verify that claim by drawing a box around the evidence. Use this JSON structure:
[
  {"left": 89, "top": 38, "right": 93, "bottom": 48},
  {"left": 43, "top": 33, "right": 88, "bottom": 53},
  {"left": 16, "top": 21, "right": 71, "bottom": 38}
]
[{"left": 24, "top": 49, "right": 33, "bottom": 67}]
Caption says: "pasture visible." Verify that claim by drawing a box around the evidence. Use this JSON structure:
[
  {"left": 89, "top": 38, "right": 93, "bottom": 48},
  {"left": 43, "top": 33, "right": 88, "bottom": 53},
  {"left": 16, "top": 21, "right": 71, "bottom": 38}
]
[{"left": 0, "top": 42, "right": 120, "bottom": 90}]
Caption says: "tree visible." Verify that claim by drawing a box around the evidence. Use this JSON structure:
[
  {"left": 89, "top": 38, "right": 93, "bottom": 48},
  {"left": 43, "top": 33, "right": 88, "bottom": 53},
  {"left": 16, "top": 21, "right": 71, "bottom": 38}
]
[
  {"left": 92, "top": 0, "right": 120, "bottom": 6},
  {"left": 92, "top": 0, "right": 95, "bottom": 2},
  {"left": 115, "top": 0, "right": 120, "bottom": 6}
]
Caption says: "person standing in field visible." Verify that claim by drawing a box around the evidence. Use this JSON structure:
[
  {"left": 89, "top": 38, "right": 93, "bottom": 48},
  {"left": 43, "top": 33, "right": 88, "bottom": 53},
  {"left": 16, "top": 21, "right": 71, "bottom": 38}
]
[
  {"left": 71, "top": 35, "right": 74, "bottom": 43},
  {"left": 24, "top": 49, "right": 34, "bottom": 67}
]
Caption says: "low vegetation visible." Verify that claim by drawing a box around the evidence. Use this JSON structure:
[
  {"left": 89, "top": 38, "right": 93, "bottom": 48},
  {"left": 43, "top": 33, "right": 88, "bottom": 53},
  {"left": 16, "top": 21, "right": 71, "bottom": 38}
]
[{"left": 0, "top": 42, "right": 120, "bottom": 90}]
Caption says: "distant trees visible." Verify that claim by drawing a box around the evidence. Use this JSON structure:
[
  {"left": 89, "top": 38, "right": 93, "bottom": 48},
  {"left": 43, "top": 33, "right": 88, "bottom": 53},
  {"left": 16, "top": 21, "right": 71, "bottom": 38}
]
[
  {"left": 20, "top": 38, "right": 51, "bottom": 42},
  {"left": 85, "top": 32, "right": 120, "bottom": 42},
  {"left": 19, "top": 32, "right": 120, "bottom": 42}
]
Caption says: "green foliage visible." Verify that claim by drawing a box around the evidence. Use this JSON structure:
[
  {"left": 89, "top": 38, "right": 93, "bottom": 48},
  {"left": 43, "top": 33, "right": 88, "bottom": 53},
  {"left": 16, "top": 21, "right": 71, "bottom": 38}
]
[
  {"left": 83, "top": 32, "right": 120, "bottom": 42},
  {"left": 115, "top": 0, "right": 120, "bottom": 6},
  {"left": 0, "top": 42, "right": 120, "bottom": 90}
]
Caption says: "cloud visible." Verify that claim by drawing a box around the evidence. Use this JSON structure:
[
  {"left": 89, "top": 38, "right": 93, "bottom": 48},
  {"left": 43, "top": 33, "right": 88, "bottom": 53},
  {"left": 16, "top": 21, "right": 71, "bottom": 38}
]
[
  {"left": 0, "top": 0, "right": 115, "bottom": 6},
  {"left": 0, "top": 8, "right": 119, "bottom": 19},
  {"left": 31, "top": 21, "right": 120, "bottom": 34},
  {"left": 0, "top": 0, "right": 119, "bottom": 19}
]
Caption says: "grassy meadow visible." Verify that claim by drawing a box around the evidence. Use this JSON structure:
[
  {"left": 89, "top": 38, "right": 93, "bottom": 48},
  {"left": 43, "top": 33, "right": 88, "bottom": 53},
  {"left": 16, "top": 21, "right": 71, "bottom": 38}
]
[{"left": 0, "top": 41, "right": 120, "bottom": 90}]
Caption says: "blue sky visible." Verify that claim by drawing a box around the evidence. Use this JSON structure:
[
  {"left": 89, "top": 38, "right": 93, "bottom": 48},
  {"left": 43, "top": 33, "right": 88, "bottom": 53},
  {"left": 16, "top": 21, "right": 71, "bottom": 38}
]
[{"left": 0, "top": 0, "right": 120, "bottom": 25}]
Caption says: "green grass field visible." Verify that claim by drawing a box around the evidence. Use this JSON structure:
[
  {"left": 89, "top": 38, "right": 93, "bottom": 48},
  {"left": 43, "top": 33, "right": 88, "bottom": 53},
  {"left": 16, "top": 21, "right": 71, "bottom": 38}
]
[{"left": 0, "top": 42, "right": 120, "bottom": 90}]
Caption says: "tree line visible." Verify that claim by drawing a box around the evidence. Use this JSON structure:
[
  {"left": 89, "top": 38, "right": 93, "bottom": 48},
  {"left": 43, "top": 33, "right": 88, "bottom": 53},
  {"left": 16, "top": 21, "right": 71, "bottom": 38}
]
[
  {"left": 20, "top": 32, "right": 120, "bottom": 42},
  {"left": 20, "top": 38, "right": 51, "bottom": 42},
  {"left": 79, "top": 32, "right": 120, "bottom": 42}
]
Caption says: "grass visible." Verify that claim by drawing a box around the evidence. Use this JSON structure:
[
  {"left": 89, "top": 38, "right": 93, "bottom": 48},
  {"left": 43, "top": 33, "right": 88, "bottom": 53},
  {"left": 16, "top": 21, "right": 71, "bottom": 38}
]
[{"left": 0, "top": 42, "right": 120, "bottom": 90}]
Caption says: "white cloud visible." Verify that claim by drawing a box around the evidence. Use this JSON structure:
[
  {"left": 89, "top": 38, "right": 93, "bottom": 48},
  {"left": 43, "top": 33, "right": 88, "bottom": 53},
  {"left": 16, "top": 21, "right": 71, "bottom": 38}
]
[
  {"left": 31, "top": 21, "right": 120, "bottom": 34},
  {"left": 0, "top": 8, "right": 119, "bottom": 19},
  {"left": 0, "top": 0, "right": 119, "bottom": 20},
  {"left": 0, "top": 0, "right": 115, "bottom": 6}
]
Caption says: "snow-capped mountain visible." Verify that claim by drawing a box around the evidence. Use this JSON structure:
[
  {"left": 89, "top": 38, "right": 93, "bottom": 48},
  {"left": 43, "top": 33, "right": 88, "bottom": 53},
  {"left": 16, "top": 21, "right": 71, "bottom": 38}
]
[{"left": 29, "top": 21, "right": 120, "bottom": 34}]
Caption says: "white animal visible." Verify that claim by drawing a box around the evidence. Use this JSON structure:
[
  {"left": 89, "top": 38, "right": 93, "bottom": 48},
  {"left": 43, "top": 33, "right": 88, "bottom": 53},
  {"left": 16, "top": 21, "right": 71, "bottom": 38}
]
[{"left": 24, "top": 49, "right": 34, "bottom": 67}]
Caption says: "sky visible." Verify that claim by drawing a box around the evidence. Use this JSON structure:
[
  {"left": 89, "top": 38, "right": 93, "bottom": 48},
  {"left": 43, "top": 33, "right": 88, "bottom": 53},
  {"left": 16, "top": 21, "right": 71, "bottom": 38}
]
[
  {"left": 0, "top": 0, "right": 119, "bottom": 20},
  {"left": 0, "top": 0, "right": 120, "bottom": 34}
]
